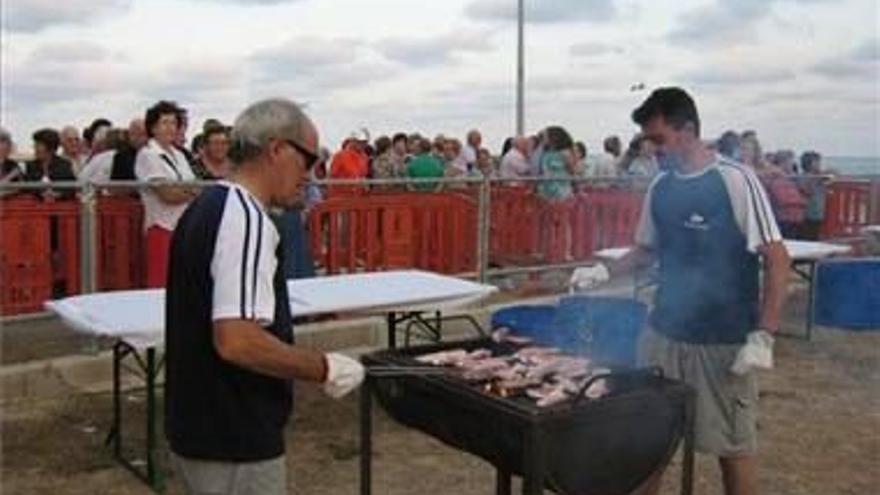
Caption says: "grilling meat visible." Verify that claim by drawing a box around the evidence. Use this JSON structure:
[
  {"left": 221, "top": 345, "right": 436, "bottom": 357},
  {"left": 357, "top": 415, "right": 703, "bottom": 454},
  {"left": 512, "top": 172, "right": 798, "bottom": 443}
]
[{"left": 414, "top": 344, "right": 612, "bottom": 405}]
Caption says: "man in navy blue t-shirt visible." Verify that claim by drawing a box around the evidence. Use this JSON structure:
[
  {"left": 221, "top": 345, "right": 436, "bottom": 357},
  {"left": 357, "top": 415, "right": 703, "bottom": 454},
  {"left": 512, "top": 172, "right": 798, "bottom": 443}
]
[
  {"left": 574, "top": 88, "right": 790, "bottom": 495},
  {"left": 165, "top": 98, "right": 364, "bottom": 495}
]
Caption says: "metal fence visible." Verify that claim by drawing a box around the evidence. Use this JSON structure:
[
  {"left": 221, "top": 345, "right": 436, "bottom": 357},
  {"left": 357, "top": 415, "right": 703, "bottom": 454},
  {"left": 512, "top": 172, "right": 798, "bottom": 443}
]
[{"left": 1, "top": 174, "right": 878, "bottom": 319}]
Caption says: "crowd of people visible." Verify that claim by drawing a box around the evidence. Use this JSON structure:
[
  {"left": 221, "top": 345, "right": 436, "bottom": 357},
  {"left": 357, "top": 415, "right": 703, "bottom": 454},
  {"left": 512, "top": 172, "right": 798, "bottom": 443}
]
[{"left": 0, "top": 100, "right": 836, "bottom": 259}]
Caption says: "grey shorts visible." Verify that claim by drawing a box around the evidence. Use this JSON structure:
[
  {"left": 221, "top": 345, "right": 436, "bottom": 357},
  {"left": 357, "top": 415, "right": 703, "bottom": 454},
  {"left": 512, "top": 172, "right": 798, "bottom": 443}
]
[
  {"left": 171, "top": 452, "right": 286, "bottom": 495},
  {"left": 638, "top": 330, "right": 758, "bottom": 457}
]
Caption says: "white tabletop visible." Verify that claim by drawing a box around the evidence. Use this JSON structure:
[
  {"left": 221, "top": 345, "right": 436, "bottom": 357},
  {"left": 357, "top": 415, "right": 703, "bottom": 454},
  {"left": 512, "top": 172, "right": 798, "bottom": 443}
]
[
  {"left": 46, "top": 270, "right": 497, "bottom": 349},
  {"left": 594, "top": 239, "right": 851, "bottom": 263},
  {"left": 863, "top": 225, "right": 880, "bottom": 235}
]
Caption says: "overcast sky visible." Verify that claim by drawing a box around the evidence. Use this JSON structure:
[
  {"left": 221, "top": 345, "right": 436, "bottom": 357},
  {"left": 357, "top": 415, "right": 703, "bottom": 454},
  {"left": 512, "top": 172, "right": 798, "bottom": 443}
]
[{"left": 1, "top": 0, "right": 878, "bottom": 157}]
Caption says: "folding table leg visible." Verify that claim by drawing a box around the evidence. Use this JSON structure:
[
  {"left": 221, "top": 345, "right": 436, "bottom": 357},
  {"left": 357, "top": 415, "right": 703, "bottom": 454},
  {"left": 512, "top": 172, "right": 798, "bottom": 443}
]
[
  {"left": 681, "top": 391, "right": 696, "bottom": 495},
  {"left": 109, "top": 341, "right": 122, "bottom": 458},
  {"left": 360, "top": 380, "right": 373, "bottom": 495},
  {"left": 386, "top": 313, "right": 397, "bottom": 349},
  {"left": 806, "top": 262, "right": 816, "bottom": 341},
  {"left": 145, "top": 348, "right": 163, "bottom": 491},
  {"left": 496, "top": 468, "right": 512, "bottom": 495}
]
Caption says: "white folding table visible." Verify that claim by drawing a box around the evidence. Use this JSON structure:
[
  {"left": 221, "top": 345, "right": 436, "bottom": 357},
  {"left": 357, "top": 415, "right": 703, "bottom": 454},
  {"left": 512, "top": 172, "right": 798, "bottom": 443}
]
[
  {"left": 593, "top": 240, "right": 852, "bottom": 339},
  {"left": 45, "top": 270, "right": 497, "bottom": 491}
]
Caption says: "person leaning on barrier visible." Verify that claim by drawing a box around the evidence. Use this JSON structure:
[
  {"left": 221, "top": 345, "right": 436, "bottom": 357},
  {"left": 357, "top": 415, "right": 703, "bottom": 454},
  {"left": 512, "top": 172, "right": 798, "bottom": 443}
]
[
  {"left": 23, "top": 128, "right": 77, "bottom": 200},
  {"left": 0, "top": 127, "right": 22, "bottom": 185},
  {"left": 164, "top": 98, "right": 364, "bottom": 495},
  {"left": 406, "top": 137, "right": 445, "bottom": 192},
  {"left": 572, "top": 87, "right": 790, "bottom": 495},
  {"left": 110, "top": 118, "right": 148, "bottom": 185},
  {"left": 193, "top": 124, "right": 233, "bottom": 180},
  {"left": 135, "top": 100, "right": 199, "bottom": 288}
]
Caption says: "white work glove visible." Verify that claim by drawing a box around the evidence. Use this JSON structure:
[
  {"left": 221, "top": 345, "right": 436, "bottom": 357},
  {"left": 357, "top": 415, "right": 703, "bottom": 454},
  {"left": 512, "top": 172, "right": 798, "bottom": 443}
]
[
  {"left": 569, "top": 263, "right": 611, "bottom": 293},
  {"left": 730, "top": 330, "right": 774, "bottom": 375},
  {"left": 323, "top": 353, "right": 365, "bottom": 399}
]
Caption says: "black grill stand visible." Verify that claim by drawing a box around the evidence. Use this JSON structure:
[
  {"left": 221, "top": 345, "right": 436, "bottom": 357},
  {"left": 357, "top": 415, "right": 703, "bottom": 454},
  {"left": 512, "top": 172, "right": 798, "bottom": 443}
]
[{"left": 358, "top": 377, "right": 695, "bottom": 495}]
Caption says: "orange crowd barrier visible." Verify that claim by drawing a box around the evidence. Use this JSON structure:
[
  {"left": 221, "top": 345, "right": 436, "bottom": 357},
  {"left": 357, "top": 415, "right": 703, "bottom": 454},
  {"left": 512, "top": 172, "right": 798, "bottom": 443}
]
[
  {"left": 0, "top": 185, "right": 668, "bottom": 315},
  {"left": 96, "top": 196, "right": 145, "bottom": 291},
  {"left": 308, "top": 192, "right": 478, "bottom": 275},
  {"left": 1, "top": 197, "right": 55, "bottom": 314},
  {"left": 822, "top": 181, "right": 873, "bottom": 238}
]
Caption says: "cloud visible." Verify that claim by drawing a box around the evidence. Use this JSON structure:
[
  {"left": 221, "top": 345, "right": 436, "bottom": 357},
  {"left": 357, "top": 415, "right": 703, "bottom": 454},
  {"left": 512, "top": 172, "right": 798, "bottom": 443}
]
[
  {"left": 681, "top": 67, "right": 797, "bottom": 86},
  {"left": 852, "top": 38, "right": 879, "bottom": 61},
  {"left": 247, "top": 37, "right": 398, "bottom": 99},
  {"left": 28, "top": 41, "right": 111, "bottom": 63},
  {"left": 5, "top": 0, "right": 132, "bottom": 32},
  {"left": 569, "top": 42, "right": 625, "bottom": 57},
  {"left": 811, "top": 38, "right": 880, "bottom": 80},
  {"left": 464, "top": 0, "right": 616, "bottom": 24},
  {"left": 250, "top": 37, "right": 360, "bottom": 75},
  {"left": 667, "top": 0, "right": 835, "bottom": 47},
  {"left": 375, "top": 31, "right": 493, "bottom": 68}
]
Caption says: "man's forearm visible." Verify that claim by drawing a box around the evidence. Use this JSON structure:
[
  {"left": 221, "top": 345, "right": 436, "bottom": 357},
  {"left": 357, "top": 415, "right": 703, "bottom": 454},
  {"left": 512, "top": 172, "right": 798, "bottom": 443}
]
[
  {"left": 214, "top": 320, "right": 327, "bottom": 382},
  {"left": 758, "top": 242, "right": 791, "bottom": 332}
]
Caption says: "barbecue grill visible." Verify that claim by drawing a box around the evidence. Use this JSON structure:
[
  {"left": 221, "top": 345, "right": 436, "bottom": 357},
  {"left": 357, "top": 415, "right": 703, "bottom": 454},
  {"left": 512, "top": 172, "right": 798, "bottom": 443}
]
[{"left": 360, "top": 338, "right": 695, "bottom": 495}]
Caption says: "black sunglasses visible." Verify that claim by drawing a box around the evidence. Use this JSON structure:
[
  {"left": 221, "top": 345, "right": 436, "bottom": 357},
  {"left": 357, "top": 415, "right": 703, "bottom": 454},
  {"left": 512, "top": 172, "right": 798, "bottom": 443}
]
[{"left": 284, "top": 139, "right": 319, "bottom": 171}]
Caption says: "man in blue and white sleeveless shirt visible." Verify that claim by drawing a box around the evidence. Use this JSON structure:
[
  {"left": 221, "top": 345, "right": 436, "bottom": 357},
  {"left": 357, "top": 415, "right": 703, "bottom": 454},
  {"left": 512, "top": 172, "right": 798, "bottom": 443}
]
[{"left": 573, "top": 88, "right": 790, "bottom": 495}]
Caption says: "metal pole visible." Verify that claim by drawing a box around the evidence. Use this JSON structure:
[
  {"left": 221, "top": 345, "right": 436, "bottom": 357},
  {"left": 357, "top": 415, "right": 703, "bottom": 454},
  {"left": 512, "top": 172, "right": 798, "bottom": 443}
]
[
  {"left": 516, "top": 0, "right": 525, "bottom": 136},
  {"left": 79, "top": 183, "right": 98, "bottom": 294},
  {"left": 869, "top": 177, "right": 879, "bottom": 224},
  {"left": 477, "top": 177, "right": 491, "bottom": 283}
]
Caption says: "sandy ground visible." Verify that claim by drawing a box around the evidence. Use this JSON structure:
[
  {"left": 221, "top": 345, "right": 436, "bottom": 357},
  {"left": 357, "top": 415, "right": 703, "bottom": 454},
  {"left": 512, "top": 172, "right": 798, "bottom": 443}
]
[{"left": 2, "top": 289, "right": 879, "bottom": 494}]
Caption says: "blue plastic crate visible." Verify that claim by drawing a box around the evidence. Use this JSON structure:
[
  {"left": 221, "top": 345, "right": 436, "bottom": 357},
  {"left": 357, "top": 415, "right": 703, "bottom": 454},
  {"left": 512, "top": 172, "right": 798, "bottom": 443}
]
[{"left": 491, "top": 297, "right": 648, "bottom": 366}]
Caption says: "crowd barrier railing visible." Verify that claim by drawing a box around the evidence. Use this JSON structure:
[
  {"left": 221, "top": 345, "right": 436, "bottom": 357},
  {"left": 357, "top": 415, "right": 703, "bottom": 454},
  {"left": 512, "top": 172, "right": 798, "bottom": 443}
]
[{"left": 1, "top": 175, "right": 877, "bottom": 316}]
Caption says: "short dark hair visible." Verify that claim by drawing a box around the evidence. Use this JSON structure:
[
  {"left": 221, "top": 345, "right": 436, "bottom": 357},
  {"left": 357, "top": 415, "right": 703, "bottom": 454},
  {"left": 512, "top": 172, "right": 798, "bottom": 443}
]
[
  {"left": 800, "top": 151, "right": 822, "bottom": 173},
  {"left": 391, "top": 133, "right": 408, "bottom": 146},
  {"left": 32, "top": 128, "right": 61, "bottom": 153},
  {"left": 631, "top": 86, "right": 701, "bottom": 137},
  {"left": 203, "top": 125, "right": 228, "bottom": 143},
  {"left": 190, "top": 133, "right": 205, "bottom": 153},
  {"left": 501, "top": 137, "right": 515, "bottom": 156},
  {"left": 144, "top": 100, "right": 182, "bottom": 138},
  {"left": 603, "top": 135, "right": 621, "bottom": 156},
  {"left": 84, "top": 118, "right": 112, "bottom": 145},
  {"left": 374, "top": 136, "right": 392, "bottom": 155},
  {"left": 574, "top": 141, "right": 587, "bottom": 158},
  {"left": 544, "top": 126, "right": 574, "bottom": 152},
  {"left": 716, "top": 130, "right": 740, "bottom": 158}
]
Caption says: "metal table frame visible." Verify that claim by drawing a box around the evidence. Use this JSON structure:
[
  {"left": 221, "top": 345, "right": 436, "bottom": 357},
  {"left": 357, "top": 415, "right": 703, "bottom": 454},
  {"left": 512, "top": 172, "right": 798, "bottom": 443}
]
[
  {"left": 791, "top": 258, "right": 820, "bottom": 340},
  {"left": 359, "top": 377, "right": 695, "bottom": 495},
  {"left": 105, "top": 340, "right": 165, "bottom": 491},
  {"left": 100, "top": 307, "right": 485, "bottom": 493}
]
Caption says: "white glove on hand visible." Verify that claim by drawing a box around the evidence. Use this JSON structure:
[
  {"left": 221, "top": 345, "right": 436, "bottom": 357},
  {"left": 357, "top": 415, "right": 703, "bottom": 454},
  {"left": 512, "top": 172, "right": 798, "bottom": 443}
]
[
  {"left": 323, "top": 353, "right": 365, "bottom": 399},
  {"left": 569, "top": 263, "right": 611, "bottom": 293},
  {"left": 730, "top": 330, "right": 774, "bottom": 375}
]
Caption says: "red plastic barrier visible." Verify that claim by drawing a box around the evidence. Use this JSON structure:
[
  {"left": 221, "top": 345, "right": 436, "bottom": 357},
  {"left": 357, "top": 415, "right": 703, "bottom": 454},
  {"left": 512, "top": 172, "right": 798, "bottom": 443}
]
[
  {"left": 47, "top": 200, "right": 81, "bottom": 298},
  {"left": 0, "top": 197, "right": 54, "bottom": 314},
  {"left": 490, "top": 186, "right": 540, "bottom": 264},
  {"left": 308, "top": 192, "right": 478, "bottom": 275},
  {"left": 822, "top": 181, "right": 872, "bottom": 238},
  {"left": 572, "top": 189, "right": 645, "bottom": 259},
  {"left": 96, "top": 196, "right": 144, "bottom": 290}
]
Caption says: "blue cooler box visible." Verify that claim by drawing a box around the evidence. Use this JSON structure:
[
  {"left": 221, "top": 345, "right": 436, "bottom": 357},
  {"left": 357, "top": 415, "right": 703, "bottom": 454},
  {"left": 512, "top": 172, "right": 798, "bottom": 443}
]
[{"left": 491, "top": 297, "right": 647, "bottom": 366}]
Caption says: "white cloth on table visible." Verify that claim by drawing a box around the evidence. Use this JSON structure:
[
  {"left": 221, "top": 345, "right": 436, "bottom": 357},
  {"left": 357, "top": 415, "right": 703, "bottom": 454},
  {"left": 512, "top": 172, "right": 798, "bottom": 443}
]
[{"left": 46, "top": 271, "right": 498, "bottom": 349}]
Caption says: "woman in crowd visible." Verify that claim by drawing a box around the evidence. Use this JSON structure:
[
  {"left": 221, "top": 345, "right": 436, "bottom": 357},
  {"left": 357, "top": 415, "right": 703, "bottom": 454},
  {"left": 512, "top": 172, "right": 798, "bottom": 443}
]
[
  {"left": 0, "top": 127, "right": 22, "bottom": 185},
  {"left": 24, "top": 128, "right": 77, "bottom": 199},
  {"left": 537, "top": 126, "right": 576, "bottom": 201},
  {"left": 741, "top": 135, "right": 805, "bottom": 238},
  {"left": 135, "top": 100, "right": 198, "bottom": 288},
  {"left": 799, "top": 151, "right": 830, "bottom": 240}
]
